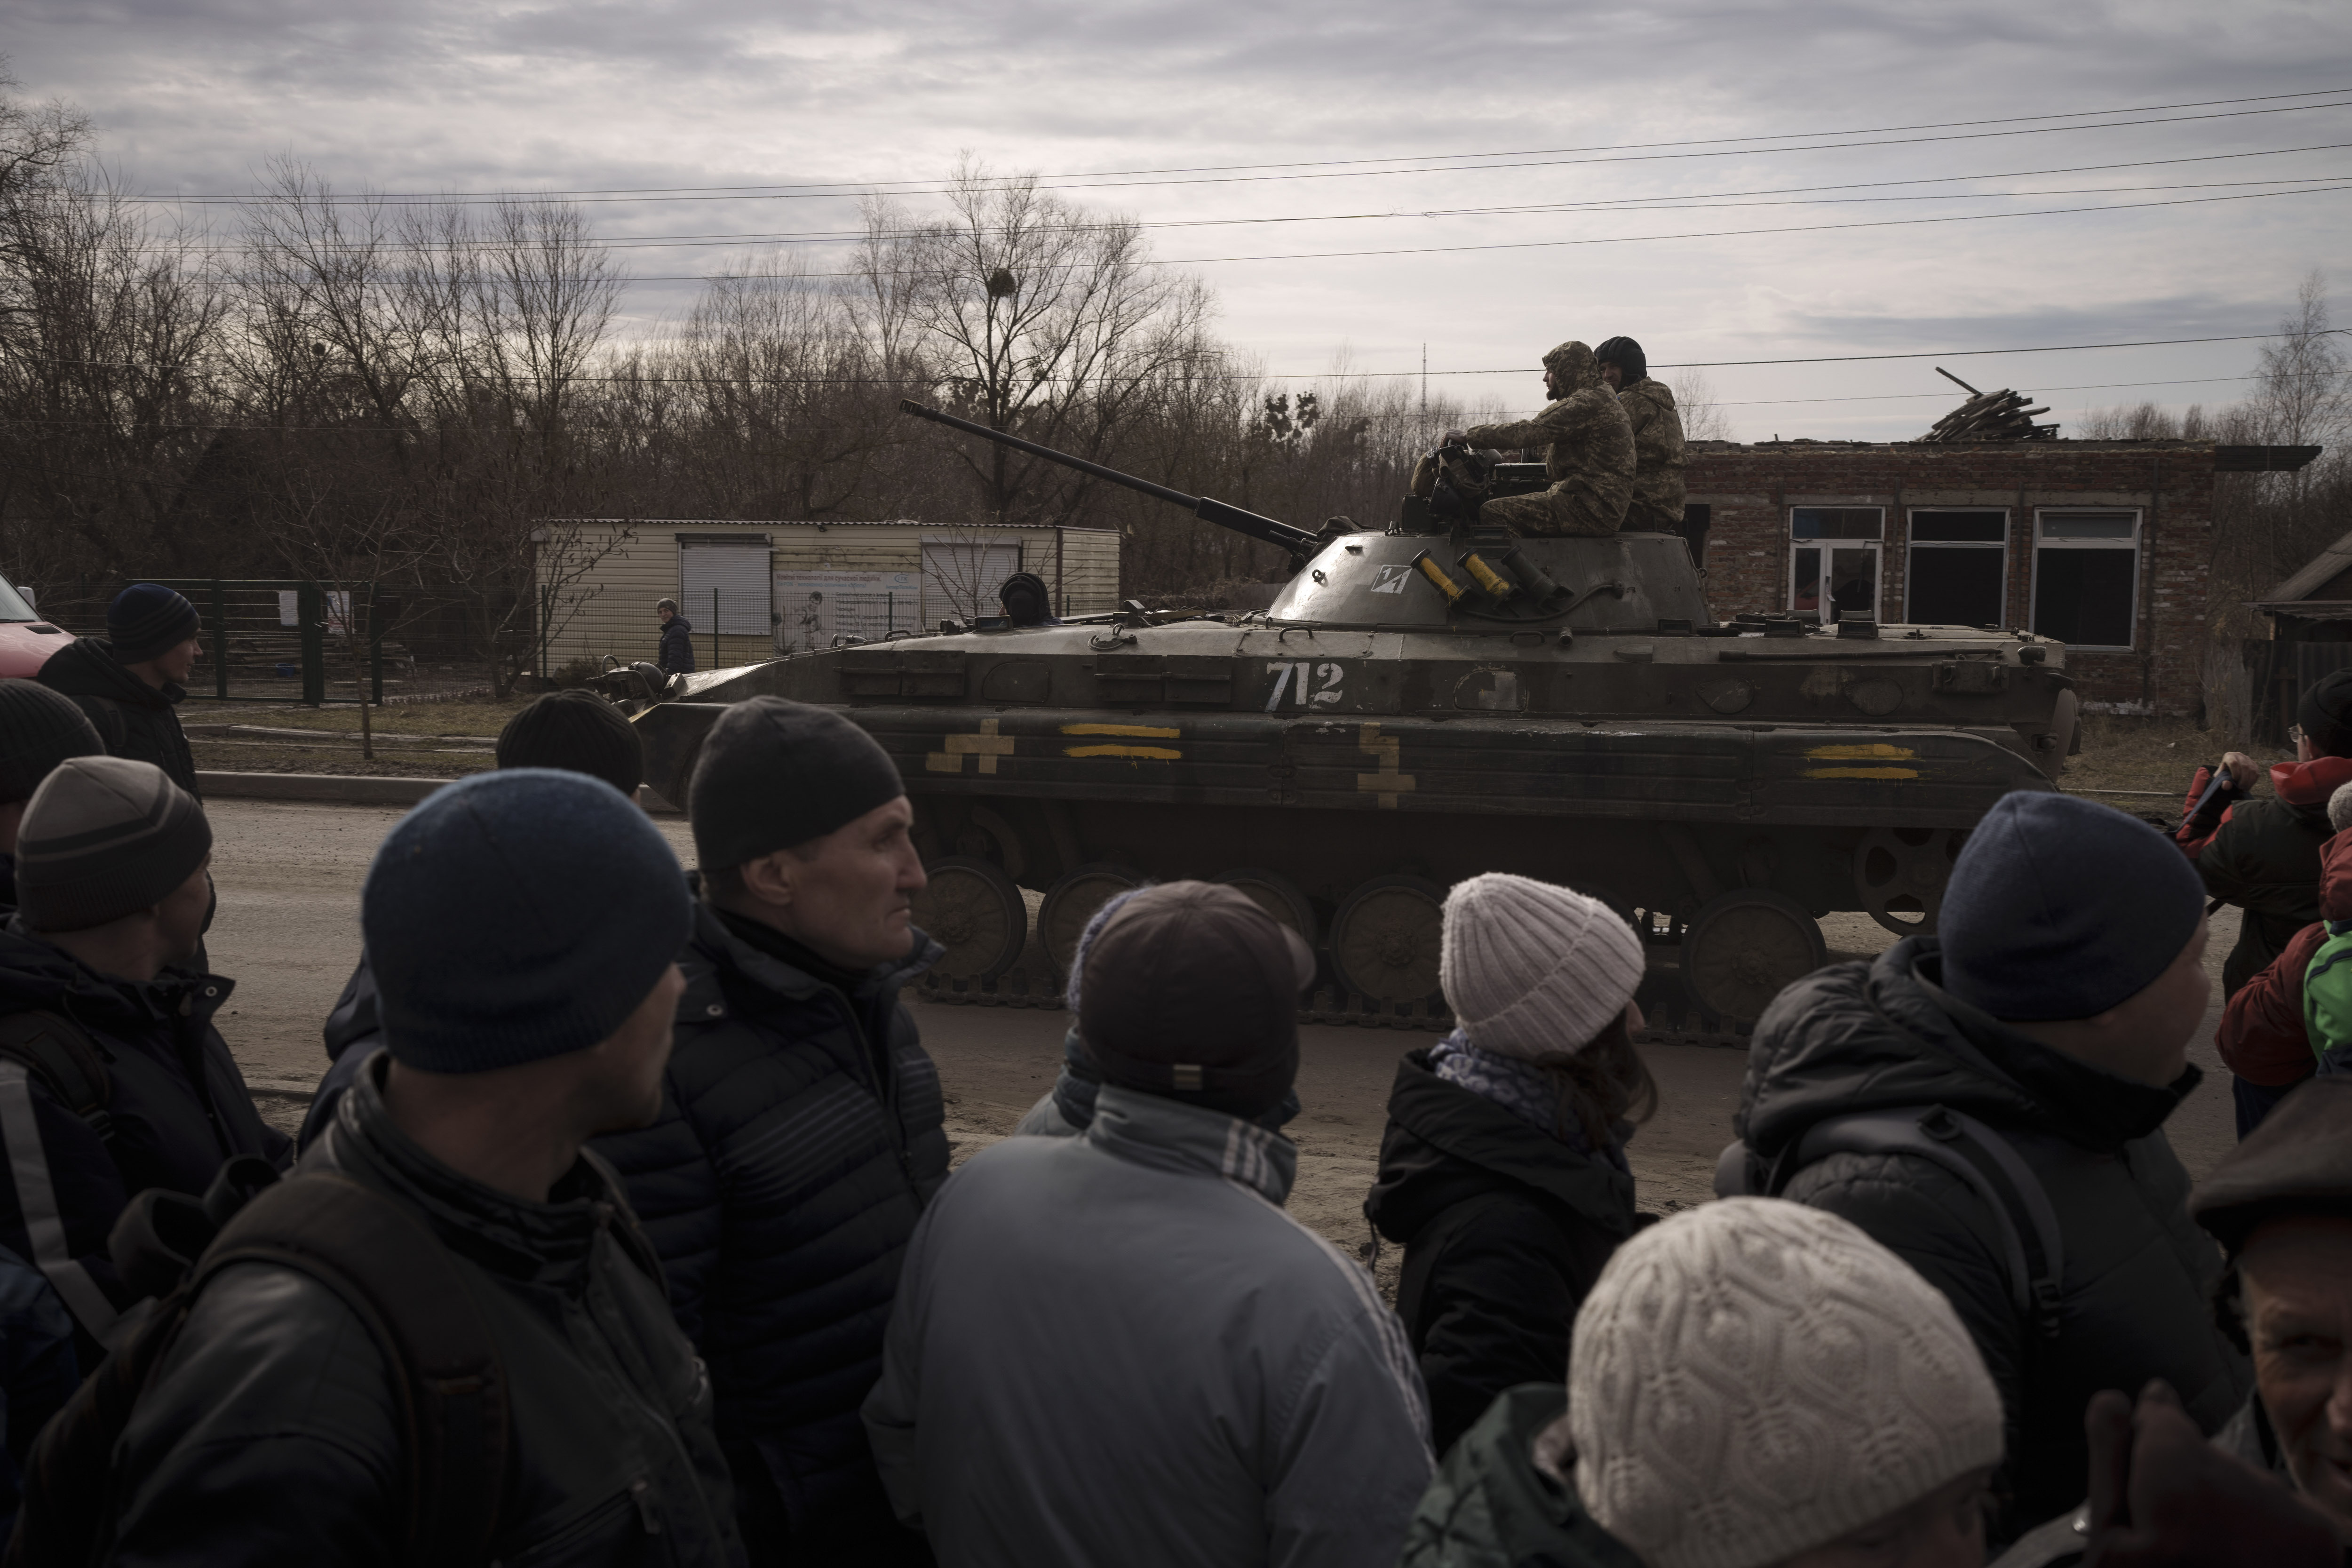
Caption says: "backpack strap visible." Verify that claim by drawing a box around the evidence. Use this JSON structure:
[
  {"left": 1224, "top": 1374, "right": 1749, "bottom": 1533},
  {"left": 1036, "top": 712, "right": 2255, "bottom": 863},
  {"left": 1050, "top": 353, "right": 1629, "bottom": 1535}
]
[
  {"left": 1772, "top": 1105, "right": 2067, "bottom": 1340},
  {"left": 0, "top": 1010, "right": 113, "bottom": 1143},
  {"left": 195, "top": 1173, "right": 509, "bottom": 1566}
]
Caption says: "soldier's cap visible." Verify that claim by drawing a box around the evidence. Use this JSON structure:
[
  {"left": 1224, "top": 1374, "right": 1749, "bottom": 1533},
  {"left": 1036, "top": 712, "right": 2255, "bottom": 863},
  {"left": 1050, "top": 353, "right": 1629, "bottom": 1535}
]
[
  {"left": 2190, "top": 1075, "right": 2352, "bottom": 1255},
  {"left": 1078, "top": 881, "right": 1315, "bottom": 1119}
]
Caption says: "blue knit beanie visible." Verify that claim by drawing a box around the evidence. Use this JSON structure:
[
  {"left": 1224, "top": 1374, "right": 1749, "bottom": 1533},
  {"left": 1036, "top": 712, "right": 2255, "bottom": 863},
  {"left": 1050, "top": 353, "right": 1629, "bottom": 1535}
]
[
  {"left": 362, "top": 769, "right": 691, "bottom": 1073},
  {"left": 107, "top": 584, "right": 200, "bottom": 664},
  {"left": 1939, "top": 791, "right": 2206, "bottom": 1022}
]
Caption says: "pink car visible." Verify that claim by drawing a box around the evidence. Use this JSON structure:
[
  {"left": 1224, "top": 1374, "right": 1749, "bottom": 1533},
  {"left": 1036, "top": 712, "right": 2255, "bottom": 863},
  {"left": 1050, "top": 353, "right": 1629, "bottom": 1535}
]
[{"left": 0, "top": 573, "right": 74, "bottom": 677}]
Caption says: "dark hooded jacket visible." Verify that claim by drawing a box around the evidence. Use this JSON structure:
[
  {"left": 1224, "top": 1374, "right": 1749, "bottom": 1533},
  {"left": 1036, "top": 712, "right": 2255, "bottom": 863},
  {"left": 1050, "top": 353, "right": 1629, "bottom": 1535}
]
[
  {"left": 0, "top": 918, "right": 287, "bottom": 1366},
  {"left": 2177, "top": 755, "right": 2352, "bottom": 995},
  {"left": 35, "top": 636, "right": 200, "bottom": 798},
  {"left": 1740, "top": 938, "right": 2250, "bottom": 1541},
  {"left": 1365, "top": 1050, "right": 1637, "bottom": 1458},
  {"left": 591, "top": 904, "right": 946, "bottom": 1564},
  {"left": 1396, "top": 1383, "right": 1643, "bottom": 1568},
  {"left": 100, "top": 1053, "right": 747, "bottom": 1567},
  {"left": 658, "top": 616, "right": 697, "bottom": 676}
]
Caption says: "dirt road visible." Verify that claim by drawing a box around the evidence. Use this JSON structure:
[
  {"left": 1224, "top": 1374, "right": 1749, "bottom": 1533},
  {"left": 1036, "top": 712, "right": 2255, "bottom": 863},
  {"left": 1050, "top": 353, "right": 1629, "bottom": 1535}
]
[{"left": 205, "top": 799, "right": 2246, "bottom": 1263}]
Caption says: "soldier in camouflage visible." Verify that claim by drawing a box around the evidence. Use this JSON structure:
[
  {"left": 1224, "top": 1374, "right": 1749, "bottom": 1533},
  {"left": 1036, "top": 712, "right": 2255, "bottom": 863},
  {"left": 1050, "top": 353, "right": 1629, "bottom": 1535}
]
[
  {"left": 1424, "top": 341, "right": 1634, "bottom": 536},
  {"left": 1595, "top": 335, "right": 1687, "bottom": 533}
]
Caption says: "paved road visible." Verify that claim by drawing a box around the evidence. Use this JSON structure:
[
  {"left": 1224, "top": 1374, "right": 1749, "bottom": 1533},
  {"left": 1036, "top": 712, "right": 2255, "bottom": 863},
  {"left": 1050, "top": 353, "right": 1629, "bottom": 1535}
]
[{"left": 203, "top": 799, "right": 2244, "bottom": 1261}]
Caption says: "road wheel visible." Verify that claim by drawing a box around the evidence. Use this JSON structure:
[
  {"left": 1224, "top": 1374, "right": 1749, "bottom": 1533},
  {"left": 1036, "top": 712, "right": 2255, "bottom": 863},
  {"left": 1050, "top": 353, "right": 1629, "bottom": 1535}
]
[
  {"left": 912, "top": 855, "right": 1028, "bottom": 981},
  {"left": 1038, "top": 863, "right": 1146, "bottom": 974},
  {"left": 1680, "top": 890, "right": 1826, "bottom": 1024},
  {"left": 1212, "top": 867, "right": 1319, "bottom": 945},
  {"left": 1855, "top": 826, "right": 1968, "bottom": 936},
  {"left": 1329, "top": 874, "right": 1446, "bottom": 1007}
]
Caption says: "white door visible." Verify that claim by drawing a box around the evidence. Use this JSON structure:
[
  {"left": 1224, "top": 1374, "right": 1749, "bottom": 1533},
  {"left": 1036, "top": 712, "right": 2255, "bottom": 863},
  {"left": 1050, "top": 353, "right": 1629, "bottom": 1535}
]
[{"left": 921, "top": 540, "right": 1021, "bottom": 626}]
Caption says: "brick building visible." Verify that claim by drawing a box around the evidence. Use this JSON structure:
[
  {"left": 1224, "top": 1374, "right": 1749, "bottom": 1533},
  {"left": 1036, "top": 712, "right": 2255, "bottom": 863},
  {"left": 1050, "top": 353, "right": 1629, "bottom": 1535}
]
[{"left": 1683, "top": 439, "right": 2317, "bottom": 717}]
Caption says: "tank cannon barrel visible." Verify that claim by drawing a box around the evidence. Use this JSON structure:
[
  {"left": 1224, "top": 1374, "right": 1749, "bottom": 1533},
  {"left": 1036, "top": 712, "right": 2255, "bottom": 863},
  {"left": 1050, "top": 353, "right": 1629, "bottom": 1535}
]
[{"left": 899, "top": 399, "right": 1319, "bottom": 557}]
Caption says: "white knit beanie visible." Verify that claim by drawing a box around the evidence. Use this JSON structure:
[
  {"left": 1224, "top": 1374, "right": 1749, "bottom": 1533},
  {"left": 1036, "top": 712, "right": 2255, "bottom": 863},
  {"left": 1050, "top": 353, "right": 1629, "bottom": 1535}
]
[
  {"left": 1439, "top": 874, "right": 1645, "bottom": 1059},
  {"left": 1568, "top": 1198, "right": 2002, "bottom": 1568}
]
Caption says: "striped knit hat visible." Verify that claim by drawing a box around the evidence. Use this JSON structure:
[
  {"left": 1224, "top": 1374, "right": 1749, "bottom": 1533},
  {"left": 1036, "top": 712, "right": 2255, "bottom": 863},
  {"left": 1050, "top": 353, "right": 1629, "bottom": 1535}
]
[
  {"left": 16, "top": 756, "right": 211, "bottom": 931},
  {"left": 107, "top": 584, "right": 201, "bottom": 664}
]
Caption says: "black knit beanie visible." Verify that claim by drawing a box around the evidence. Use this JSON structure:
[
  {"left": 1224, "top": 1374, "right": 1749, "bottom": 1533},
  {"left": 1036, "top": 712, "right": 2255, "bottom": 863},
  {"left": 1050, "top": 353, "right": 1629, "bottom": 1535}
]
[
  {"left": 107, "top": 584, "right": 201, "bottom": 664},
  {"left": 0, "top": 682, "right": 102, "bottom": 804},
  {"left": 2299, "top": 670, "right": 2352, "bottom": 758},
  {"left": 1594, "top": 336, "right": 1648, "bottom": 384},
  {"left": 497, "top": 690, "right": 644, "bottom": 796},
  {"left": 16, "top": 756, "right": 212, "bottom": 931},
  {"left": 689, "top": 696, "right": 905, "bottom": 870}
]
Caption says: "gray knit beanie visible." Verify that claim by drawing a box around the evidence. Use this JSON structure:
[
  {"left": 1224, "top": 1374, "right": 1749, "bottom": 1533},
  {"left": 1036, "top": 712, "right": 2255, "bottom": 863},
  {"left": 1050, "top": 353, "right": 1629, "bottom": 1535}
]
[
  {"left": 16, "top": 756, "right": 212, "bottom": 932},
  {"left": 2329, "top": 780, "right": 2352, "bottom": 835},
  {"left": 0, "top": 681, "right": 102, "bottom": 803},
  {"left": 1439, "top": 874, "right": 1645, "bottom": 1059},
  {"left": 1568, "top": 1198, "right": 2003, "bottom": 1568}
]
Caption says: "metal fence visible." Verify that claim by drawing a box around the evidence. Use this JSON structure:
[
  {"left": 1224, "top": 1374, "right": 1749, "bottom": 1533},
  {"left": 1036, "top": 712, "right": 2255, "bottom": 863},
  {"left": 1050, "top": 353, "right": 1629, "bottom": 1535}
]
[{"left": 535, "top": 583, "right": 833, "bottom": 682}]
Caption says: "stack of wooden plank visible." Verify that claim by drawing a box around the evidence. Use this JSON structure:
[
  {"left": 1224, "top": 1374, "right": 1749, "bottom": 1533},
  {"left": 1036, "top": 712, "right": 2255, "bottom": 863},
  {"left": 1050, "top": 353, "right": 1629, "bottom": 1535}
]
[{"left": 1919, "top": 368, "right": 2058, "bottom": 442}]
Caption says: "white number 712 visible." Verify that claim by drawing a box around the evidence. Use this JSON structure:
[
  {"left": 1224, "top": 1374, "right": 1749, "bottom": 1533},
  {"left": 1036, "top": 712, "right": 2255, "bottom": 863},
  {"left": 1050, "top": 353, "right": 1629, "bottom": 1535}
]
[{"left": 1265, "top": 661, "right": 1345, "bottom": 711}]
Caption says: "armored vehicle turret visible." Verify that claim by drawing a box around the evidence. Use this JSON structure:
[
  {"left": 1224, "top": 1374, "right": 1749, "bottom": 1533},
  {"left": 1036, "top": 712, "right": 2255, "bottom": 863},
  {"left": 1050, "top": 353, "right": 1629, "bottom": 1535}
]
[{"left": 619, "top": 402, "right": 2079, "bottom": 1036}]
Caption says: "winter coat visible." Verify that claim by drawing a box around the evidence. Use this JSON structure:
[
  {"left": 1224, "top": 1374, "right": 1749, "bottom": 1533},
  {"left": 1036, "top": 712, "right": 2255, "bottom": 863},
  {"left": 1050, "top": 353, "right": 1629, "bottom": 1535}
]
[
  {"left": 591, "top": 904, "right": 946, "bottom": 1562},
  {"left": 2176, "top": 755, "right": 2352, "bottom": 994},
  {"left": 862, "top": 1084, "right": 1434, "bottom": 1568},
  {"left": 1614, "top": 377, "right": 1688, "bottom": 534},
  {"left": 0, "top": 1242, "right": 75, "bottom": 1544},
  {"left": 1462, "top": 342, "right": 1636, "bottom": 538},
  {"left": 0, "top": 919, "right": 288, "bottom": 1365},
  {"left": 295, "top": 953, "right": 382, "bottom": 1151},
  {"left": 1741, "top": 938, "right": 2251, "bottom": 1541},
  {"left": 2217, "top": 828, "right": 2352, "bottom": 1090},
  {"left": 101, "top": 1052, "right": 747, "bottom": 1567},
  {"left": 1365, "top": 1048, "right": 1637, "bottom": 1458},
  {"left": 659, "top": 616, "right": 697, "bottom": 676},
  {"left": 35, "top": 636, "right": 200, "bottom": 798},
  {"left": 1396, "top": 1383, "right": 1644, "bottom": 1568}
]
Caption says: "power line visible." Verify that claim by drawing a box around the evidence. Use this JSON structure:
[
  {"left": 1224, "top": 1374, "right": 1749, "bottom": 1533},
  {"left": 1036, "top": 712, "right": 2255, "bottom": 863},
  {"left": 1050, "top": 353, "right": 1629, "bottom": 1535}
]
[{"left": 129, "top": 90, "right": 2352, "bottom": 206}]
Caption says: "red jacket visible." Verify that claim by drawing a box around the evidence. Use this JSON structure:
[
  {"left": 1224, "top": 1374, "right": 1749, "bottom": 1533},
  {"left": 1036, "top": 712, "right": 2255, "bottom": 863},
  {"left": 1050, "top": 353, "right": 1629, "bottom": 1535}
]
[{"left": 2217, "top": 828, "right": 2352, "bottom": 1087}]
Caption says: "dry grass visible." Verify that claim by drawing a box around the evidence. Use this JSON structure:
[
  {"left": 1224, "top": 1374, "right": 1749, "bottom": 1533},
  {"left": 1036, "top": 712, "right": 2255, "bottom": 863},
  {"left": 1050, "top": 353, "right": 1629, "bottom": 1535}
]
[
  {"left": 183, "top": 697, "right": 531, "bottom": 778},
  {"left": 2061, "top": 714, "right": 2290, "bottom": 803}
]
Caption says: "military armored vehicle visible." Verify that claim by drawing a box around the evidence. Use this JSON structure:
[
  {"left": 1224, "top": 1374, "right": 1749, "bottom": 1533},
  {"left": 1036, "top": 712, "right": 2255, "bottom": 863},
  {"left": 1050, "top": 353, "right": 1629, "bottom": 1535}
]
[{"left": 621, "top": 401, "right": 2078, "bottom": 1035}]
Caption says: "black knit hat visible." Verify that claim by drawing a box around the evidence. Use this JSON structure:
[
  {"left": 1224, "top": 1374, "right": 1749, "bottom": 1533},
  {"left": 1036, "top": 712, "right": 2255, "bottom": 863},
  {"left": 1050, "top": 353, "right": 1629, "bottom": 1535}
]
[
  {"left": 16, "top": 756, "right": 211, "bottom": 931},
  {"left": 1078, "top": 881, "right": 1315, "bottom": 1118},
  {"left": 688, "top": 696, "right": 904, "bottom": 870},
  {"left": 0, "top": 682, "right": 102, "bottom": 803},
  {"left": 1594, "top": 336, "right": 1648, "bottom": 383},
  {"left": 107, "top": 584, "right": 201, "bottom": 664},
  {"left": 2299, "top": 670, "right": 2352, "bottom": 758},
  {"left": 496, "top": 690, "right": 644, "bottom": 797}
]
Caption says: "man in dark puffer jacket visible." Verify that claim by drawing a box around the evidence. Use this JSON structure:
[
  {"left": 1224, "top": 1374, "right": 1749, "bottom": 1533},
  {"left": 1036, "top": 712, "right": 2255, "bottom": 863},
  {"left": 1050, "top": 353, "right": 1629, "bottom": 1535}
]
[
  {"left": 1741, "top": 792, "right": 2250, "bottom": 1545},
  {"left": 595, "top": 696, "right": 944, "bottom": 1566},
  {"left": 37, "top": 584, "right": 204, "bottom": 799}
]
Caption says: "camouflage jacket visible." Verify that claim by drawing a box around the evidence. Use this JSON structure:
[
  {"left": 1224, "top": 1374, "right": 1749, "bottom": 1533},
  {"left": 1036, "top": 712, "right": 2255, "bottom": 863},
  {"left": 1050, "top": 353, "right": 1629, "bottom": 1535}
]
[
  {"left": 1616, "top": 377, "right": 1687, "bottom": 532},
  {"left": 1462, "top": 341, "right": 1634, "bottom": 534}
]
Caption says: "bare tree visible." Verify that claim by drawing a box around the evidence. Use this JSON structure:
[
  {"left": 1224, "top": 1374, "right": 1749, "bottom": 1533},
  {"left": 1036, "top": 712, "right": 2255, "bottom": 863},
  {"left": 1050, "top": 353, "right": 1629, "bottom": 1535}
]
[{"left": 1669, "top": 368, "right": 1732, "bottom": 442}]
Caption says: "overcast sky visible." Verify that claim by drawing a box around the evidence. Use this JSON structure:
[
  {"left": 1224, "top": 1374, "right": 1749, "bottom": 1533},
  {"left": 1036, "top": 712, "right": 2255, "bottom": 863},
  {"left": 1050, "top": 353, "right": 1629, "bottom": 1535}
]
[{"left": 10, "top": 0, "right": 2352, "bottom": 440}]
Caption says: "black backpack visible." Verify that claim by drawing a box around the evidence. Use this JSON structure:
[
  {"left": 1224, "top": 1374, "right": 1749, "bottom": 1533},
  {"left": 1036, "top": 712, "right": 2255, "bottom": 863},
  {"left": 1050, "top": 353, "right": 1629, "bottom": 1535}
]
[
  {"left": 1716, "top": 1103, "right": 2067, "bottom": 1340},
  {"left": 5, "top": 1162, "right": 511, "bottom": 1567}
]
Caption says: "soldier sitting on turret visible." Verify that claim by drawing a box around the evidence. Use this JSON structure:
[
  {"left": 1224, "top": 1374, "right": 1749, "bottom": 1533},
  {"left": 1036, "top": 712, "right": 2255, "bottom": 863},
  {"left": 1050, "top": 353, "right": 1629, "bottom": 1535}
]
[
  {"left": 1595, "top": 336, "right": 1687, "bottom": 534},
  {"left": 1410, "top": 342, "right": 1635, "bottom": 536}
]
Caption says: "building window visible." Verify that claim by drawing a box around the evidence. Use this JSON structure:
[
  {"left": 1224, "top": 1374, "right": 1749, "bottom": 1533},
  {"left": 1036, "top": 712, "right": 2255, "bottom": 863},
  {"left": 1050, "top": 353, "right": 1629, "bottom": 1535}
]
[
  {"left": 1906, "top": 510, "right": 2009, "bottom": 628},
  {"left": 1789, "top": 507, "right": 1883, "bottom": 621},
  {"left": 2031, "top": 510, "right": 2140, "bottom": 650}
]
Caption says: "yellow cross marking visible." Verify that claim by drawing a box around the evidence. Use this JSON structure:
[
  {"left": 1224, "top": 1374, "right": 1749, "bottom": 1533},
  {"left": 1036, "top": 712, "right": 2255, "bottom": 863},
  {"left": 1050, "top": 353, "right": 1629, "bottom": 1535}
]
[
  {"left": 1357, "top": 723, "right": 1415, "bottom": 809},
  {"left": 927, "top": 717, "right": 1018, "bottom": 776}
]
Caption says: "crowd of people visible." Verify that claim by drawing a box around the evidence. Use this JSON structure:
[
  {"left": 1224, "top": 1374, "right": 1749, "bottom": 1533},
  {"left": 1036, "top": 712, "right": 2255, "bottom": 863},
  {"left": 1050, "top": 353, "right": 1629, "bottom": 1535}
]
[{"left": 0, "top": 582, "right": 2344, "bottom": 1567}]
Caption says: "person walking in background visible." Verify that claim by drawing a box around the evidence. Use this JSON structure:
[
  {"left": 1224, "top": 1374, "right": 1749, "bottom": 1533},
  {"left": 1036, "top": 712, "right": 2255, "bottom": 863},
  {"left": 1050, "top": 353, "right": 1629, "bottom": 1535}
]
[
  {"left": 864, "top": 881, "right": 1433, "bottom": 1568},
  {"left": 1401, "top": 1198, "right": 2004, "bottom": 1568},
  {"left": 87, "top": 770, "right": 746, "bottom": 1565},
  {"left": 594, "top": 695, "right": 944, "bottom": 1566},
  {"left": 1366, "top": 873, "right": 1653, "bottom": 1458},
  {"left": 36, "top": 584, "right": 204, "bottom": 798},
  {"left": 1735, "top": 791, "right": 2249, "bottom": 1544},
  {"left": 658, "top": 596, "right": 697, "bottom": 676},
  {"left": 0, "top": 758, "right": 285, "bottom": 1376},
  {"left": 0, "top": 681, "right": 102, "bottom": 907},
  {"left": 297, "top": 687, "right": 650, "bottom": 1149}
]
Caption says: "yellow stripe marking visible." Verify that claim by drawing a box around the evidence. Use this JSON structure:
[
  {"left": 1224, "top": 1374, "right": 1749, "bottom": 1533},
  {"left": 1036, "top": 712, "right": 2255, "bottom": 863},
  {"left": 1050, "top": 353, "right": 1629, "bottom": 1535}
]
[
  {"left": 1065, "top": 744, "right": 1182, "bottom": 761},
  {"left": 1061, "top": 723, "right": 1181, "bottom": 738},
  {"left": 1804, "top": 766, "right": 1921, "bottom": 780},
  {"left": 1805, "top": 743, "right": 1918, "bottom": 760}
]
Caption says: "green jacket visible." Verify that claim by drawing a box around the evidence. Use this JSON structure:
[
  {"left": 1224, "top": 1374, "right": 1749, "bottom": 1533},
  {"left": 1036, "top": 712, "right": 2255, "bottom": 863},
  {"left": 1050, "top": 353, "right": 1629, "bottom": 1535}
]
[{"left": 1398, "top": 1384, "right": 1644, "bottom": 1568}]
